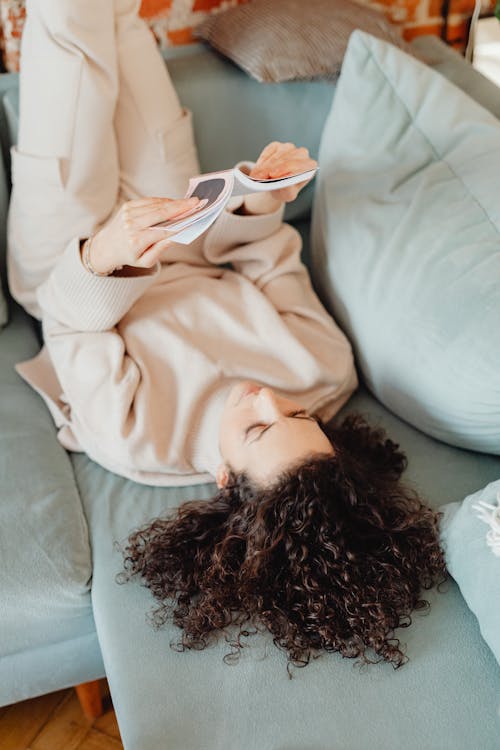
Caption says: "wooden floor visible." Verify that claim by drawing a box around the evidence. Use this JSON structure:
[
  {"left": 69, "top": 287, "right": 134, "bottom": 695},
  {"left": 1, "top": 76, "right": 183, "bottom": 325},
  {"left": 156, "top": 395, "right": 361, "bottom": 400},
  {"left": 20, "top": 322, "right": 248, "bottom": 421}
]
[{"left": 0, "top": 680, "right": 123, "bottom": 750}]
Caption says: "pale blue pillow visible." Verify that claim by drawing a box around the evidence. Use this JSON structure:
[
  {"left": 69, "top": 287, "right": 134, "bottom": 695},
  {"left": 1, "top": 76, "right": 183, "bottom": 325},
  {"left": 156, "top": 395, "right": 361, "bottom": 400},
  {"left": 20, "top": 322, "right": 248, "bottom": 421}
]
[
  {"left": 311, "top": 30, "right": 500, "bottom": 454},
  {"left": 439, "top": 481, "right": 500, "bottom": 666}
]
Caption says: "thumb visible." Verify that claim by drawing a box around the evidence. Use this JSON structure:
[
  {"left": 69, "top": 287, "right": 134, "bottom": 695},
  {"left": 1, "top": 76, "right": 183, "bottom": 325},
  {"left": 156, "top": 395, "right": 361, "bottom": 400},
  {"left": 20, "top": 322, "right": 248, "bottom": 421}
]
[
  {"left": 136, "top": 226, "right": 175, "bottom": 254},
  {"left": 135, "top": 235, "right": 173, "bottom": 268}
]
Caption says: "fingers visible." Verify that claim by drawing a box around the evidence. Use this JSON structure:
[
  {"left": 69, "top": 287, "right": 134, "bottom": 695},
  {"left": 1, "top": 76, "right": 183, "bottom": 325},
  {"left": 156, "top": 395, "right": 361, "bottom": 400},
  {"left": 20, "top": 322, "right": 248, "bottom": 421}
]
[
  {"left": 257, "top": 141, "right": 294, "bottom": 162},
  {"left": 121, "top": 197, "right": 201, "bottom": 230},
  {"left": 251, "top": 141, "right": 316, "bottom": 180},
  {"left": 134, "top": 236, "right": 173, "bottom": 269},
  {"left": 265, "top": 158, "right": 317, "bottom": 179},
  {"left": 252, "top": 158, "right": 316, "bottom": 180},
  {"left": 132, "top": 227, "right": 175, "bottom": 258},
  {"left": 270, "top": 186, "right": 300, "bottom": 203},
  {"left": 294, "top": 178, "right": 312, "bottom": 191},
  {"left": 251, "top": 142, "right": 295, "bottom": 177},
  {"left": 268, "top": 176, "right": 315, "bottom": 204}
]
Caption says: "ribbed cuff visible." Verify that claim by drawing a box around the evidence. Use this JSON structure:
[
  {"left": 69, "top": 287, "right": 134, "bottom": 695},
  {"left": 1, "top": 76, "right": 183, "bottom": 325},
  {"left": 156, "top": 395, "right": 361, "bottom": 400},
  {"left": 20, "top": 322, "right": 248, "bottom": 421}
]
[
  {"left": 242, "top": 192, "right": 283, "bottom": 215},
  {"left": 37, "top": 237, "right": 160, "bottom": 332},
  {"left": 205, "top": 199, "right": 285, "bottom": 256}
]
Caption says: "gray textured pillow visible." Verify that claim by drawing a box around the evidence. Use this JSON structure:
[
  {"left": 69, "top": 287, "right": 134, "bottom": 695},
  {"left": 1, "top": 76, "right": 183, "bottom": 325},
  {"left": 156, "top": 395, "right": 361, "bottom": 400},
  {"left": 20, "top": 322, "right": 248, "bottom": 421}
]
[{"left": 194, "top": 0, "right": 416, "bottom": 83}]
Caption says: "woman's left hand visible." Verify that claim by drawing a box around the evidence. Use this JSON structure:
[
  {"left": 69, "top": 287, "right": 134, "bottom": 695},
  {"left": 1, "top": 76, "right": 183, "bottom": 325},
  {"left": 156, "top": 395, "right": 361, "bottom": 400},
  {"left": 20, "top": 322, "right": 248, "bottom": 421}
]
[{"left": 249, "top": 141, "right": 317, "bottom": 203}]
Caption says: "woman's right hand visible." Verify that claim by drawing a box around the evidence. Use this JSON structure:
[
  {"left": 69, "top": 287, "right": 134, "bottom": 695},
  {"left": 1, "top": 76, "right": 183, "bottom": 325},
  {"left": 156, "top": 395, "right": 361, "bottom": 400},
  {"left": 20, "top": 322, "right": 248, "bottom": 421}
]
[{"left": 85, "top": 196, "right": 201, "bottom": 275}]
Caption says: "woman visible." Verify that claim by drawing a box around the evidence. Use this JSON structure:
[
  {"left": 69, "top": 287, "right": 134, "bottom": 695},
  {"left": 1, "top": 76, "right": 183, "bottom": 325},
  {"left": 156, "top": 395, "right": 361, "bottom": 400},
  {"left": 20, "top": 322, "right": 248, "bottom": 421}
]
[{"left": 8, "top": 0, "right": 447, "bottom": 672}]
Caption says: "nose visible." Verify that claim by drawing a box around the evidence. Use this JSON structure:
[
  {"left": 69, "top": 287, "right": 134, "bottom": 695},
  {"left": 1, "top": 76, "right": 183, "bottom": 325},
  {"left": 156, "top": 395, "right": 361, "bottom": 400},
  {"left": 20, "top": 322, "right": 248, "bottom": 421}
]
[{"left": 255, "top": 387, "right": 283, "bottom": 420}]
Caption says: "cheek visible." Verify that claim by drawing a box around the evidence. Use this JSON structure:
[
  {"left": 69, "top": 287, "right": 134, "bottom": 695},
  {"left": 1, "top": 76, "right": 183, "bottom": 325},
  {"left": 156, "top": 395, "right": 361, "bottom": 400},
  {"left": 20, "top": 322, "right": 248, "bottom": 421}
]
[{"left": 218, "top": 409, "right": 240, "bottom": 458}]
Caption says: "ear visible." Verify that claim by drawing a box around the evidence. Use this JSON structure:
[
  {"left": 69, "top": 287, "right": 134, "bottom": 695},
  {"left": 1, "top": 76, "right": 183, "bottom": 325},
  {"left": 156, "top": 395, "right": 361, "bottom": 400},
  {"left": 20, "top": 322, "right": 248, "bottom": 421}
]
[{"left": 216, "top": 464, "right": 229, "bottom": 489}]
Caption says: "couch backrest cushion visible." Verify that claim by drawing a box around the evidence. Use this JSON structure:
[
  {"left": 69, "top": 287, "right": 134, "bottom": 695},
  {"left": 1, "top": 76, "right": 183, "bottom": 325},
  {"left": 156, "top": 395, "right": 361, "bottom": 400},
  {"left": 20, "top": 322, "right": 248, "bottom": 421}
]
[{"left": 311, "top": 30, "right": 500, "bottom": 455}]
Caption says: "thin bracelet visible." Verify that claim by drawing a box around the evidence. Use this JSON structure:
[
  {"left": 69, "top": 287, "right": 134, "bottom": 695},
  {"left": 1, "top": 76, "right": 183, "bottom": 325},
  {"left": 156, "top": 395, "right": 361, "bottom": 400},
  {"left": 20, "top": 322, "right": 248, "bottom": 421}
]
[{"left": 82, "top": 236, "right": 112, "bottom": 277}]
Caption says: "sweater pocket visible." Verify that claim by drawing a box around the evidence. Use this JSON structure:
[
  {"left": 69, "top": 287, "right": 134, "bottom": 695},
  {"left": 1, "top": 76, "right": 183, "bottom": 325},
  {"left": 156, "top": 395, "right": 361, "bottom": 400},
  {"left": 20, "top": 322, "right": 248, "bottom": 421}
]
[
  {"left": 159, "top": 108, "right": 199, "bottom": 167},
  {"left": 15, "top": 52, "right": 83, "bottom": 162},
  {"left": 10, "top": 146, "right": 64, "bottom": 193}
]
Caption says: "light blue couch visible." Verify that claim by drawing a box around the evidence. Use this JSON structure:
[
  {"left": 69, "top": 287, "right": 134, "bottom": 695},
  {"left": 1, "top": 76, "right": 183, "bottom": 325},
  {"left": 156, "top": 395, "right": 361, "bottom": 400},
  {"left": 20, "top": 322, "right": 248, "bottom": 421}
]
[{"left": 1, "top": 36, "right": 499, "bottom": 749}]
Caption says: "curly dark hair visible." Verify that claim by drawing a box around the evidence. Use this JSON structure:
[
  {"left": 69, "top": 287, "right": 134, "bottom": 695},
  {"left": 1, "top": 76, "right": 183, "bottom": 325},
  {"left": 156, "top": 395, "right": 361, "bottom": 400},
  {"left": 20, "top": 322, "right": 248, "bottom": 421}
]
[{"left": 119, "top": 413, "right": 448, "bottom": 676}]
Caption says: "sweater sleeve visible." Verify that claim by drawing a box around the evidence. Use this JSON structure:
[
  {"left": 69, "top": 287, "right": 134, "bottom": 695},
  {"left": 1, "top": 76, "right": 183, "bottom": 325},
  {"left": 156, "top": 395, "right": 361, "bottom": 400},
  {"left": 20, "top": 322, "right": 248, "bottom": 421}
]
[
  {"left": 204, "top": 200, "right": 359, "bottom": 412},
  {"left": 202, "top": 195, "right": 286, "bottom": 278},
  {"left": 203, "top": 197, "right": 327, "bottom": 312},
  {"left": 36, "top": 237, "right": 160, "bottom": 332},
  {"left": 29, "top": 236, "right": 164, "bottom": 469}
]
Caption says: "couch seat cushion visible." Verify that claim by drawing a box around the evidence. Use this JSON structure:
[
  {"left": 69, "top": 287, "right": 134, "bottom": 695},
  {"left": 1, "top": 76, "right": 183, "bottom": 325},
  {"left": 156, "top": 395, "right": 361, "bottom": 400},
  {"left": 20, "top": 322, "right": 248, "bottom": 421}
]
[{"left": 0, "top": 302, "right": 94, "bottom": 701}]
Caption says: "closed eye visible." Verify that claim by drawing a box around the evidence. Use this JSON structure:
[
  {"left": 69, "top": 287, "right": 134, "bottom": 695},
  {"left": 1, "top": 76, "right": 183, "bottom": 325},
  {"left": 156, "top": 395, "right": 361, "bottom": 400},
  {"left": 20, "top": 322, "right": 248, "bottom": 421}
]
[{"left": 244, "top": 410, "right": 314, "bottom": 443}]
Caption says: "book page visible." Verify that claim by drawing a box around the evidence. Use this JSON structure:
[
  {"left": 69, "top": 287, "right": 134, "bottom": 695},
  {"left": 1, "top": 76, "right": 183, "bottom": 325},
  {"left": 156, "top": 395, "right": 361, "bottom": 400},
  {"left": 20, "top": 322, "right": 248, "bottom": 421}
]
[
  {"left": 231, "top": 161, "right": 317, "bottom": 196},
  {"left": 150, "top": 161, "right": 317, "bottom": 244},
  {"left": 151, "top": 170, "right": 234, "bottom": 234}
]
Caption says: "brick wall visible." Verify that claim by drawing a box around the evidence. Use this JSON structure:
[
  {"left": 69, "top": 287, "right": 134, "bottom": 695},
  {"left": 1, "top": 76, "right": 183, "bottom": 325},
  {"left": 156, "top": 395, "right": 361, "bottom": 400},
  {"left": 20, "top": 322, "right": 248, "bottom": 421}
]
[
  {"left": 0, "top": 0, "right": 249, "bottom": 71},
  {"left": 140, "top": 0, "right": 496, "bottom": 53},
  {"left": 140, "top": 0, "right": 248, "bottom": 46},
  {"left": 372, "top": 0, "right": 495, "bottom": 50},
  {"left": 0, "top": 0, "right": 496, "bottom": 72}
]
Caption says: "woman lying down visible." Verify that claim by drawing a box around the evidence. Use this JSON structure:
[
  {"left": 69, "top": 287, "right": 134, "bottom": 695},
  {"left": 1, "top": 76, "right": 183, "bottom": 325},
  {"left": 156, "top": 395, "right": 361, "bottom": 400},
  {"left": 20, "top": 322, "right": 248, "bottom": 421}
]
[{"left": 9, "top": 0, "right": 447, "bottom": 677}]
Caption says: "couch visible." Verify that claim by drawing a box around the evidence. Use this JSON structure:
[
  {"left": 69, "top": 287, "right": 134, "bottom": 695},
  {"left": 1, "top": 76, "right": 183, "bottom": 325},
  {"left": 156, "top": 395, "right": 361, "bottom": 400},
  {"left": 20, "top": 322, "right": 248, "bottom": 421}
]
[{"left": 1, "top": 35, "right": 499, "bottom": 749}]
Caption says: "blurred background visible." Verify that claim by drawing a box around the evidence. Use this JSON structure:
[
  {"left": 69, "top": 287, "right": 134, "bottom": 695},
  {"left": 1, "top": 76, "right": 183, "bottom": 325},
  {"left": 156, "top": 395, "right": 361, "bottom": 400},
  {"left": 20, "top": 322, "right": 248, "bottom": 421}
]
[{"left": 0, "top": 0, "right": 498, "bottom": 74}]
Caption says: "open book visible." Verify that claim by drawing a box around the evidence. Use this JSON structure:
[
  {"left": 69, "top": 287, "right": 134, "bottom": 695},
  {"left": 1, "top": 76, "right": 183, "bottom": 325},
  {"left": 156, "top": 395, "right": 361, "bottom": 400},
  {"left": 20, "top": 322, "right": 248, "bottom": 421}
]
[{"left": 151, "top": 161, "right": 317, "bottom": 244}]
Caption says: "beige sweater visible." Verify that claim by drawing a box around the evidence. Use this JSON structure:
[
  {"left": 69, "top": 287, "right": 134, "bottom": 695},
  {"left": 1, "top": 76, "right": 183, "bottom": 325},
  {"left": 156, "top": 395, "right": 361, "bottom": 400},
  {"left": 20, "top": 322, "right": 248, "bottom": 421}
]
[{"left": 16, "top": 196, "right": 358, "bottom": 486}]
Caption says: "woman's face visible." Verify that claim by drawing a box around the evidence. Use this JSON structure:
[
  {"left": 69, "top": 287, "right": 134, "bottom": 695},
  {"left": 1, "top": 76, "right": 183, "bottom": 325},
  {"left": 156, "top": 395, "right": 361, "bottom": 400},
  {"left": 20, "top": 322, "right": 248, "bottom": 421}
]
[{"left": 217, "top": 381, "right": 334, "bottom": 487}]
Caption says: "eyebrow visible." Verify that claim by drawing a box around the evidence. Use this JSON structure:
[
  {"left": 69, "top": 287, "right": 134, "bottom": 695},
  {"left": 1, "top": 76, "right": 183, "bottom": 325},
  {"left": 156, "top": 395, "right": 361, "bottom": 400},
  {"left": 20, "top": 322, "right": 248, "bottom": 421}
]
[{"left": 245, "top": 411, "right": 317, "bottom": 444}]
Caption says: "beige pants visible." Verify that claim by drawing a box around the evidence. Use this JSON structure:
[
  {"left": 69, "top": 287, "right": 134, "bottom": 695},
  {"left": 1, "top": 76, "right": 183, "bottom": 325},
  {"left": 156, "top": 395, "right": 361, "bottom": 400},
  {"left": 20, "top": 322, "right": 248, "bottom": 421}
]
[{"left": 7, "top": 0, "right": 200, "bottom": 319}]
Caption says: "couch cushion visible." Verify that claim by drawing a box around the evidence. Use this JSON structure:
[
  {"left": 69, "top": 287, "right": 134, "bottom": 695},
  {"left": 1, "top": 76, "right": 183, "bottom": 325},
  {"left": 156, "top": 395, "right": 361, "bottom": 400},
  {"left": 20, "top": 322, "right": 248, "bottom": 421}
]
[
  {"left": 311, "top": 30, "right": 500, "bottom": 455},
  {"left": 74, "top": 386, "right": 500, "bottom": 750},
  {"left": 0, "top": 302, "right": 94, "bottom": 701},
  {"left": 0, "top": 630, "right": 104, "bottom": 706}
]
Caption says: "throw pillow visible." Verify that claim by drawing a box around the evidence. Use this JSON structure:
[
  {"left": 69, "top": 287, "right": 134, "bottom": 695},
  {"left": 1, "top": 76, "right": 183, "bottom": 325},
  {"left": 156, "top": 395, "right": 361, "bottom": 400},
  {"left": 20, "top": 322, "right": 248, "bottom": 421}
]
[
  {"left": 310, "top": 30, "right": 500, "bottom": 454},
  {"left": 439, "top": 480, "right": 500, "bottom": 665},
  {"left": 194, "top": 0, "right": 416, "bottom": 83}
]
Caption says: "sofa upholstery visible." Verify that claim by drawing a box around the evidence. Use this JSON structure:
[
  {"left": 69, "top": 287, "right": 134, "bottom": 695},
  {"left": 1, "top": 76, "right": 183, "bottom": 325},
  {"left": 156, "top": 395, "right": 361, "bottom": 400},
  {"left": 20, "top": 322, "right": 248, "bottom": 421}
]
[{"left": 0, "top": 36, "right": 499, "bottom": 749}]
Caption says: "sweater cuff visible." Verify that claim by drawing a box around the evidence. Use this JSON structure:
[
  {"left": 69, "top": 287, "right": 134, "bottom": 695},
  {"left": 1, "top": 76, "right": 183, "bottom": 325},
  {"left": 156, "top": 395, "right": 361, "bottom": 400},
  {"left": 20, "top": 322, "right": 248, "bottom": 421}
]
[
  {"left": 205, "top": 198, "right": 285, "bottom": 256},
  {"left": 37, "top": 237, "right": 160, "bottom": 332},
  {"left": 242, "top": 193, "right": 283, "bottom": 215}
]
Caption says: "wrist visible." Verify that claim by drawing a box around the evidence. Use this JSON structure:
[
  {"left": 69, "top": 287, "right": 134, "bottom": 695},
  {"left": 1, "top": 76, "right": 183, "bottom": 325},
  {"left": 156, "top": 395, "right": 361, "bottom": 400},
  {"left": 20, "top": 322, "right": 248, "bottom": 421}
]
[
  {"left": 241, "top": 193, "right": 282, "bottom": 215},
  {"left": 81, "top": 234, "right": 116, "bottom": 276}
]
